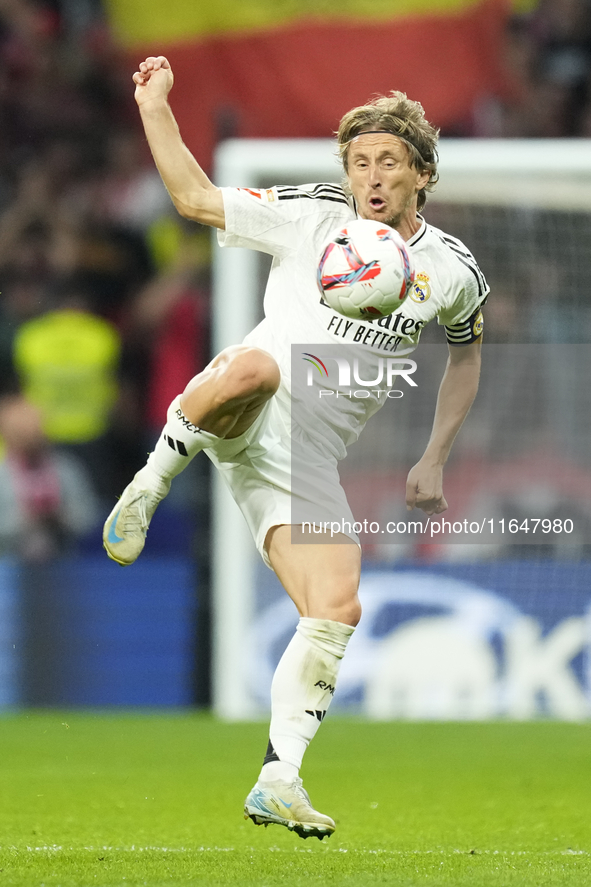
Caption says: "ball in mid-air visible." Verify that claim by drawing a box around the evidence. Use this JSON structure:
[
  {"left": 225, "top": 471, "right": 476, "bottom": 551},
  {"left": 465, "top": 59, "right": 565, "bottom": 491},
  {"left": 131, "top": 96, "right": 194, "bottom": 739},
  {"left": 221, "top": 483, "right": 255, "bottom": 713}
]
[{"left": 317, "top": 219, "right": 415, "bottom": 319}]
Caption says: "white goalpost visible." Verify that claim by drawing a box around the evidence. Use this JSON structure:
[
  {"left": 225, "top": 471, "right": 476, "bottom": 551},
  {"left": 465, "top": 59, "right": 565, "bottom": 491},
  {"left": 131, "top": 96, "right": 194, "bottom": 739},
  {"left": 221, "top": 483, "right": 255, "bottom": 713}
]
[
  {"left": 211, "top": 139, "right": 341, "bottom": 719},
  {"left": 211, "top": 138, "right": 591, "bottom": 721}
]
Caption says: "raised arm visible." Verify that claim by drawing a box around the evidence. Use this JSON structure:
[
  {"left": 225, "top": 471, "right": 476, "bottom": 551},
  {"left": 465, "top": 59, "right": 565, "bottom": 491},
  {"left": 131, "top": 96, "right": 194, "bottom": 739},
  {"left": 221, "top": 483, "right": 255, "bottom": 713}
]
[
  {"left": 133, "top": 56, "right": 225, "bottom": 229},
  {"left": 405, "top": 338, "right": 482, "bottom": 515}
]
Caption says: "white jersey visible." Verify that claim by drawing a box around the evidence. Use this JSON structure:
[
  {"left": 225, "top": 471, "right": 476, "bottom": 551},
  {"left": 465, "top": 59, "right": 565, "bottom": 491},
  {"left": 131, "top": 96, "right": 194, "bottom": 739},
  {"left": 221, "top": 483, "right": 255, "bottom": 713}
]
[{"left": 218, "top": 183, "right": 488, "bottom": 457}]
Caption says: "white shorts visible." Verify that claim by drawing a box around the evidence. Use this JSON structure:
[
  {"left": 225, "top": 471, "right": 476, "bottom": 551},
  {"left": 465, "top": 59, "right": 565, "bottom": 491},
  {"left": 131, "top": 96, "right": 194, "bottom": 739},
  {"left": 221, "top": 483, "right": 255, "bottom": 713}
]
[{"left": 205, "top": 392, "right": 360, "bottom": 569}]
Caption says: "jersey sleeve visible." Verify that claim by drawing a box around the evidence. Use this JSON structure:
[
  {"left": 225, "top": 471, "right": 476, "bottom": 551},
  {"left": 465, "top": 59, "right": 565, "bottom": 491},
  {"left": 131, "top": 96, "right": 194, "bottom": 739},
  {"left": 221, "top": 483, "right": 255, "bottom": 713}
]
[
  {"left": 217, "top": 184, "right": 352, "bottom": 258},
  {"left": 436, "top": 244, "right": 489, "bottom": 345}
]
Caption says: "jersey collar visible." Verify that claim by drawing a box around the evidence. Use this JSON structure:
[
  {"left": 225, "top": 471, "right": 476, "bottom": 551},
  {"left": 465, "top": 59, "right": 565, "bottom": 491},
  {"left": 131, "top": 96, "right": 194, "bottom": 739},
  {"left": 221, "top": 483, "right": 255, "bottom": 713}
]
[
  {"left": 407, "top": 214, "right": 427, "bottom": 247},
  {"left": 352, "top": 206, "right": 427, "bottom": 246}
]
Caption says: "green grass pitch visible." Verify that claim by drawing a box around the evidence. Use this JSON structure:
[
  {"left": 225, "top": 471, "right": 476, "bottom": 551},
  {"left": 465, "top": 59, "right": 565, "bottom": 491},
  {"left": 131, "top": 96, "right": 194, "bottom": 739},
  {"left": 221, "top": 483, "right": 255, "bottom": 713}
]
[{"left": 0, "top": 713, "right": 590, "bottom": 886}]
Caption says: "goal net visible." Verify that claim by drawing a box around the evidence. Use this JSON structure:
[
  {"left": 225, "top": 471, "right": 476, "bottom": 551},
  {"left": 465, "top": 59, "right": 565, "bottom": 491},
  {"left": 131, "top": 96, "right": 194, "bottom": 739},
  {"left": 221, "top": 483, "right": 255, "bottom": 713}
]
[{"left": 212, "top": 138, "right": 591, "bottom": 721}]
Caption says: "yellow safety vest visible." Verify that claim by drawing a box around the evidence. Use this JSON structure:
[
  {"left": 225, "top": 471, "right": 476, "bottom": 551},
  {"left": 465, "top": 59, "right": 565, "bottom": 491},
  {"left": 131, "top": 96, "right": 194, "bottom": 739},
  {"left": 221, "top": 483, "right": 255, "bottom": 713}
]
[{"left": 14, "top": 310, "right": 120, "bottom": 443}]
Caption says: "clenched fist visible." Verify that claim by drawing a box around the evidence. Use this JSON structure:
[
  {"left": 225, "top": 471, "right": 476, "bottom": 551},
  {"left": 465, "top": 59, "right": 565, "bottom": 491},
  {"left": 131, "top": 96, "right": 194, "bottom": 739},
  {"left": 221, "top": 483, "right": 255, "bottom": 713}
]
[
  {"left": 405, "top": 459, "right": 448, "bottom": 516},
  {"left": 132, "top": 56, "right": 174, "bottom": 106}
]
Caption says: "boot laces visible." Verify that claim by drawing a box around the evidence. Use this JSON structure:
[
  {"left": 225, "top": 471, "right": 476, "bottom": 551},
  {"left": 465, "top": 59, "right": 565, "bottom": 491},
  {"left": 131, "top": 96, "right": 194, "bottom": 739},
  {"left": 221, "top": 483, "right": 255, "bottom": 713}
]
[
  {"left": 291, "top": 777, "right": 312, "bottom": 805},
  {"left": 121, "top": 492, "right": 149, "bottom": 534}
]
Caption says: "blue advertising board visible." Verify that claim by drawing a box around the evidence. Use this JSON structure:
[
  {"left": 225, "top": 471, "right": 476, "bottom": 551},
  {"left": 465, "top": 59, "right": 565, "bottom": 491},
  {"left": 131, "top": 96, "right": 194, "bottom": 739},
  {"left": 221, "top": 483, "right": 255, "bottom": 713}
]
[{"left": 249, "top": 561, "right": 591, "bottom": 719}]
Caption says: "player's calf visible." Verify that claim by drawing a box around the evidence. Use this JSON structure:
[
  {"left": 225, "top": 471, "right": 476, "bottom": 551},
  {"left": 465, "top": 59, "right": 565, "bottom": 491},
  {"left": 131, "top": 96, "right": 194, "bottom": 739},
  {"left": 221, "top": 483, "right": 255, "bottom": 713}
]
[{"left": 181, "top": 345, "right": 280, "bottom": 440}]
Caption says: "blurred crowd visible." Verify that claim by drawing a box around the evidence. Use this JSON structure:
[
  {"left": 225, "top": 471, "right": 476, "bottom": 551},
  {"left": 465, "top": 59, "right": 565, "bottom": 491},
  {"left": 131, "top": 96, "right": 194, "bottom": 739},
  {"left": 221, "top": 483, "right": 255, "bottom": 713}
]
[
  {"left": 0, "top": 0, "right": 590, "bottom": 561},
  {"left": 474, "top": 0, "right": 591, "bottom": 137},
  {"left": 0, "top": 0, "right": 210, "bottom": 558}
]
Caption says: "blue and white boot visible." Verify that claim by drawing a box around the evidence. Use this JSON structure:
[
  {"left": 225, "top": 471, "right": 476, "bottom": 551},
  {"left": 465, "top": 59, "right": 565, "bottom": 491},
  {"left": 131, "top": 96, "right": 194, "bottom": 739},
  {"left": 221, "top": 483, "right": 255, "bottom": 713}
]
[
  {"left": 244, "top": 777, "right": 335, "bottom": 840},
  {"left": 103, "top": 470, "right": 169, "bottom": 565}
]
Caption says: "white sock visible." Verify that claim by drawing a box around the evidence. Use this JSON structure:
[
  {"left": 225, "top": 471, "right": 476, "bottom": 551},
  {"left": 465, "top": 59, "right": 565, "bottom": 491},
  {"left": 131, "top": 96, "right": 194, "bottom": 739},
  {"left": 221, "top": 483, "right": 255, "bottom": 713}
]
[
  {"left": 259, "top": 617, "right": 355, "bottom": 784},
  {"left": 137, "top": 394, "right": 218, "bottom": 497}
]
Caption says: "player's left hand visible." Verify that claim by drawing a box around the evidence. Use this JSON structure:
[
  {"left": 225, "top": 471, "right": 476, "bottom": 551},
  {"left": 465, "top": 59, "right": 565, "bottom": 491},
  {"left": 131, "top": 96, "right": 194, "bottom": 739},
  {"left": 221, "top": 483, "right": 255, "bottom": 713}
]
[{"left": 405, "top": 460, "right": 448, "bottom": 515}]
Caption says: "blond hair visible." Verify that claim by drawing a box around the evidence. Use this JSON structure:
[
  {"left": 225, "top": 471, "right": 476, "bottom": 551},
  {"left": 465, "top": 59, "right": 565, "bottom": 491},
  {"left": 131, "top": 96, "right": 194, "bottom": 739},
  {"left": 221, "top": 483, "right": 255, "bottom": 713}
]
[{"left": 337, "top": 92, "right": 439, "bottom": 211}]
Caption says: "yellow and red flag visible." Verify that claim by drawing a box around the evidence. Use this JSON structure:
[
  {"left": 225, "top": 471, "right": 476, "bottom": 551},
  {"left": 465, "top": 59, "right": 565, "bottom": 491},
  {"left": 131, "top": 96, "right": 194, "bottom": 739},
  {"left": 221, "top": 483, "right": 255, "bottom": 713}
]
[{"left": 106, "top": 0, "right": 512, "bottom": 170}]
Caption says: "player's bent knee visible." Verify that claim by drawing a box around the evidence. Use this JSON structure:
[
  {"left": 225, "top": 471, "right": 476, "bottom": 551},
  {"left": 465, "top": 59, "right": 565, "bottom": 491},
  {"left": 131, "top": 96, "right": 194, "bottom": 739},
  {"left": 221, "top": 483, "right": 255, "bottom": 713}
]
[
  {"left": 309, "top": 592, "right": 361, "bottom": 627},
  {"left": 221, "top": 347, "right": 280, "bottom": 401},
  {"left": 339, "top": 597, "right": 362, "bottom": 627}
]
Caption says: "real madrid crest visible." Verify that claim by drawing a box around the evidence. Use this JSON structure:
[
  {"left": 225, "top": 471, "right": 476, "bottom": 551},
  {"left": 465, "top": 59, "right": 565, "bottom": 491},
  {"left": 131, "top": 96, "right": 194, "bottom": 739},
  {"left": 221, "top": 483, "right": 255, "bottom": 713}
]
[
  {"left": 410, "top": 272, "right": 431, "bottom": 303},
  {"left": 472, "top": 310, "right": 484, "bottom": 337}
]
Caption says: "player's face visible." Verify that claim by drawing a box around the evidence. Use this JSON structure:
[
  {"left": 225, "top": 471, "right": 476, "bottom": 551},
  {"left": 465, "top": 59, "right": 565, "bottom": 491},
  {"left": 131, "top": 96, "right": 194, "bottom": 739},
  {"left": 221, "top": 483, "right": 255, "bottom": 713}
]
[{"left": 346, "top": 133, "right": 430, "bottom": 231}]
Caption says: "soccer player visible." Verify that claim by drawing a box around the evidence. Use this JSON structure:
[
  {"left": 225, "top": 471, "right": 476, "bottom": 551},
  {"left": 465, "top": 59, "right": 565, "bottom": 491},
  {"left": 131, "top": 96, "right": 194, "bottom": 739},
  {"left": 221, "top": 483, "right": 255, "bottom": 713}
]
[{"left": 104, "top": 56, "right": 487, "bottom": 839}]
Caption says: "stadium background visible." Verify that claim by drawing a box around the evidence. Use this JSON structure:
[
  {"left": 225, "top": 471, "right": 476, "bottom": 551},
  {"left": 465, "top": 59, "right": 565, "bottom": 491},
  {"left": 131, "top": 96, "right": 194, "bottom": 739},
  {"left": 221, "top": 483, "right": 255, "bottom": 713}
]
[{"left": 0, "top": 0, "right": 590, "bottom": 723}]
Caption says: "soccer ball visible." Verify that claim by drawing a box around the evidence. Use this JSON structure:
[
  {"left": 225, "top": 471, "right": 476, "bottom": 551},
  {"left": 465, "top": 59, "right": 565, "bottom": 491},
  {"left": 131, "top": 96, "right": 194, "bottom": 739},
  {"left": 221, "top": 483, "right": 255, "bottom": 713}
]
[{"left": 317, "top": 219, "right": 415, "bottom": 319}]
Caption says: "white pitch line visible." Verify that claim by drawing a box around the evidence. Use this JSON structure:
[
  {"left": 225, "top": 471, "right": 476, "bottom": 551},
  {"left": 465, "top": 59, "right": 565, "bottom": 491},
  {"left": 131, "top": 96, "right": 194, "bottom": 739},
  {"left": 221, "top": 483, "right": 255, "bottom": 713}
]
[{"left": 2, "top": 846, "right": 588, "bottom": 857}]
